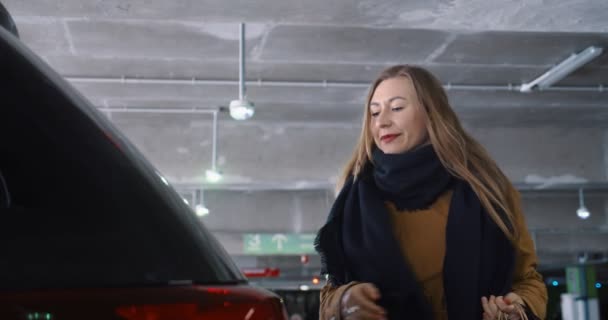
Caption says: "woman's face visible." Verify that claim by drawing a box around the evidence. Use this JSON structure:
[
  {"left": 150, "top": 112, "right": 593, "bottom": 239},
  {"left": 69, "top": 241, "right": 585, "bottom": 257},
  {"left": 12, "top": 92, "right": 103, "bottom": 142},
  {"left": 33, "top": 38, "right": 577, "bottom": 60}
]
[{"left": 369, "top": 76, "right": 429, "bottom": 154}]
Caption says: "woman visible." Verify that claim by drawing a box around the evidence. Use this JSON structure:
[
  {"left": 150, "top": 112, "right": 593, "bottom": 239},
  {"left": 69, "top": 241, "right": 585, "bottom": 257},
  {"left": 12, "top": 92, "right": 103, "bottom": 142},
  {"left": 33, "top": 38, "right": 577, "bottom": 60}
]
[{"left": 315, "top": 65, "right": 547, "bottom": 320}]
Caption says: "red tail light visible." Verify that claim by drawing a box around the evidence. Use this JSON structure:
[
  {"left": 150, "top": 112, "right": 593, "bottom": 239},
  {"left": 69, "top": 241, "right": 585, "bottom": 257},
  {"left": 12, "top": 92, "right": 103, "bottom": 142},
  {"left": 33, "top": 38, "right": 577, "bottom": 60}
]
[
  {"left": 0, "top": 285, "right": 287, "bottom": 320},
  {"left": 114, "top": 287, "right": 287, "bottom": 320},
  {"left": 116, "top": 301, "right": 285, "bottom": 320},
  {"left": 242, "top": 268, "right": 281, "bottom": 278},
  {"left": 116, "top": 303, "right": 199, "bottom": 320}
]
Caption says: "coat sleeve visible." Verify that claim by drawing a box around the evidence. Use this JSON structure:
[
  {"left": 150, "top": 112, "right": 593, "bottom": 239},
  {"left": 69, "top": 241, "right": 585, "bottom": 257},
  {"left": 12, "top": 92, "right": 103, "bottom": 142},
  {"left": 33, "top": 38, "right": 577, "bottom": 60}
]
[
  {"left": 319, "top": 281, "right": 359, "bottom": 320},
  {"left": 510, "top": 191, "right": 548, "bottom": 320}
]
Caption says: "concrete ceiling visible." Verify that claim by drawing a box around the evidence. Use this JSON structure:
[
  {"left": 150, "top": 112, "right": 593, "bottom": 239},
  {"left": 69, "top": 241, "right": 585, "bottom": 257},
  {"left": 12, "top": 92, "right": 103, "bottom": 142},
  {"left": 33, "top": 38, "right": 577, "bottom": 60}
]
[
  {"left": 5, "top": 0, "right": 608, "bottom": 126},
  {"left": 4, "top": 0, "right": 608, "bottom": 278}
]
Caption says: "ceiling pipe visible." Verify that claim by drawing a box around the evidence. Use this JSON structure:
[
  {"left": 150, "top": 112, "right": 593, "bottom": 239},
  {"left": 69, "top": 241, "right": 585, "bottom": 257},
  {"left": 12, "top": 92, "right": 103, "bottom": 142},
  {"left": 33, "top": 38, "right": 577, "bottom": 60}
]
[
  {"left": 65, "top": 76, "right": 606, "bottom": 93},
  {"left": 211, "top": 109, "right": 219, "bottom": 172},
  {"left": 194, "top": 188, "right": 210, "bottom": 217},
  {"left": 97, "top": 106, "right": 224, "bottom": 182},
  {"left": 229, "top": 23, "right": 255, "bottom": 120},
  {"left": 239, "top": 23, "right": 245, "bottom": 101},
  {"left": 577, "top": 188, "right": 591, "bottom": 219},
  {"left": 171, "top": 180, "right": 608, "bottom": 192},
  {"left": 97, "top": 107, "right": 220, "bottom": 114},
  {"left": 204, "top": 109, "right": 223, "bottom": 183}
]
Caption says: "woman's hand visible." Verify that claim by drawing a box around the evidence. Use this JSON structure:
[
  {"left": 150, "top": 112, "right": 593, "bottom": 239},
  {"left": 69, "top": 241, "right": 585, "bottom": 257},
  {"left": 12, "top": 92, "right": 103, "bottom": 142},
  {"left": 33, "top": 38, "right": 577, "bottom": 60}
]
[
  {"left": 481, "top": 292, "right": 525, "bottom": 320},
  {"left": 341, "top": 283, "right": 387, "bottom": 320}
]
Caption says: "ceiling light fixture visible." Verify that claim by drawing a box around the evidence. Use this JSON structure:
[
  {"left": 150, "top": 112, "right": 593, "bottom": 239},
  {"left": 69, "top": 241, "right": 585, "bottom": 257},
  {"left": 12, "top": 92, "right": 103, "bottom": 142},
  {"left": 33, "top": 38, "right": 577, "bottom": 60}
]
[
  {"left": 195, "top": 205, "right": 210, "bottom": 216},
  {"left": 577, "top": 188, "right": 590, "bottom": 220},
  {"left": 229, "top": 23, "right": 255, "bottom": 120},
  {"left": 206, "top": 110, "right": 223, "bottom": 183},
  {"left": 520, "top": 46, "right": 603, "bottom": 93},
  {"left": 195, "top": 189, "right": 210, "bottom": 217},
  {"left": 205, "top": 169, "right": 222, "bottom": 183}
]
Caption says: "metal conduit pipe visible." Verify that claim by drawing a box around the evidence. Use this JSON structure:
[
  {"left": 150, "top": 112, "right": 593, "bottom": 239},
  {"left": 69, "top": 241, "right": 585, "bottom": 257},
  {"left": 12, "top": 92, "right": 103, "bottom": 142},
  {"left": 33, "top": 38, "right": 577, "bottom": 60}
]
[
  {"left": 211, "top": 109, "right": 219, "bottom": 171},
  {"left": 65, "top": 76, "right": 606, "bottom": 92},
  {"left": 239, "top": 23, "right": 246, "bottom": 100},
  {"left": 99, "top": 106, "right": 223, "bottom": 183},
  {"left": 169, "top": 180, "right": 608, "bottom": 192},
  {"left": 97, "top": 107, "right": 220, "bottom": 114},
  {"left": 67, "top": 77, "right": 371, "bottom": 88}
]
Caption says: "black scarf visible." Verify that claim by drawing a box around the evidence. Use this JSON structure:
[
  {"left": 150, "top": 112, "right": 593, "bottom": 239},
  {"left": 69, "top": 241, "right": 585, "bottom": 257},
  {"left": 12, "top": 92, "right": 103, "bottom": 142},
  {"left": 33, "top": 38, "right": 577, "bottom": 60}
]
[{"left": 315, "top": 145, "right": 515, "bottom": 320}]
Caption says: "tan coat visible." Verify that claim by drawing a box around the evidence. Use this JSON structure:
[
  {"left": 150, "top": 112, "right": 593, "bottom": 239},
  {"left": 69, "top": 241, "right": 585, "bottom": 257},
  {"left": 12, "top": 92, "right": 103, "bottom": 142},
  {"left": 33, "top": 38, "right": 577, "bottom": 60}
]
[{"left": 319, "top": 190, "right": 548, "bottom": 320}]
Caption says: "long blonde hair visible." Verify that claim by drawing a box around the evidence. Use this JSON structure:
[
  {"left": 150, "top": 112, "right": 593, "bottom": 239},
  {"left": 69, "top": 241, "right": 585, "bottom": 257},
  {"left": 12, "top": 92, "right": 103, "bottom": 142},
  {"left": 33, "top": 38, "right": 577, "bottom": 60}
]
[{"left": 339, "top": 65, "right": 520, "bottom": 241}]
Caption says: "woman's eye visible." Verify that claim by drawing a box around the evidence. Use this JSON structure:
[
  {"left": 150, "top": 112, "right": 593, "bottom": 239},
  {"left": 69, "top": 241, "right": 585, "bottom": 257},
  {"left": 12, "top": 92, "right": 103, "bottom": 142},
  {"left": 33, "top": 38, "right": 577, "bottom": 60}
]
[
  {"left": 392, "top": 106, "right": 404, "bottom": 111},
  {"left": 371, "top": 112, "right": 380, "bottom": 117}
]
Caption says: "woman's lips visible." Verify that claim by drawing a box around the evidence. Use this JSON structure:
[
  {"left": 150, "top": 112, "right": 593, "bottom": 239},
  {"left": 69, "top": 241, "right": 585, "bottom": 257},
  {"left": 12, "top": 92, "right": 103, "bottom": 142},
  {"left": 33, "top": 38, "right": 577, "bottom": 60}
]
[{"left": 380, "top": 134, "right": 400, "bottom": 143}]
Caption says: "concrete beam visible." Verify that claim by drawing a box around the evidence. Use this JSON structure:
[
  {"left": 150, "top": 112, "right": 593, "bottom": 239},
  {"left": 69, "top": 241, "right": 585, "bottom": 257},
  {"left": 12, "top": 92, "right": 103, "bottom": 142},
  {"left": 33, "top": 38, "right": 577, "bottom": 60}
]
[{"left": 108, "top": 115, "right": 607, "bottom": 184}]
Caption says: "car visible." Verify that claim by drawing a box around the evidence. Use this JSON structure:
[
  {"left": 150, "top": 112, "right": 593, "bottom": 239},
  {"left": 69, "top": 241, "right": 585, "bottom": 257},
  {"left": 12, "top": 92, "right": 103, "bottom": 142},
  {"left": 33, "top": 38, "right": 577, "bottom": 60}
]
[{"left": 0, "top": 5, "right": 287, "bottom": 320}]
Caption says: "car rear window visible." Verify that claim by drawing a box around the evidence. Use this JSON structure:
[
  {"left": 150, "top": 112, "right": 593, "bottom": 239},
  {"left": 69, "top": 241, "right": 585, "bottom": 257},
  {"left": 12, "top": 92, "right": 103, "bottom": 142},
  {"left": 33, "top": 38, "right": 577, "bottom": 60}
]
[{"left": 0, "top": 29, "right": 244, "bottom": 290}]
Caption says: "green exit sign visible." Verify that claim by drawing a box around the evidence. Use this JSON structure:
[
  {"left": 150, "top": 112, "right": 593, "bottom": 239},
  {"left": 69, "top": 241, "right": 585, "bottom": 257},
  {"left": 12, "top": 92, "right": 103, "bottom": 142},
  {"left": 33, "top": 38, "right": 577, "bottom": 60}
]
[{"left": 243, "top": 233, "right": 316, "bottom": 255}]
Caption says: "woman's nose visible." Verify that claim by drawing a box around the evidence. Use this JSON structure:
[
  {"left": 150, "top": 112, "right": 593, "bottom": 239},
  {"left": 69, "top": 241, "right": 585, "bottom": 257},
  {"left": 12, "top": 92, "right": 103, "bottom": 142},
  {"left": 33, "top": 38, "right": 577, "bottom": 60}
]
[{"left": 376, "top": 112, "right": 392, "bottom": 128}]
